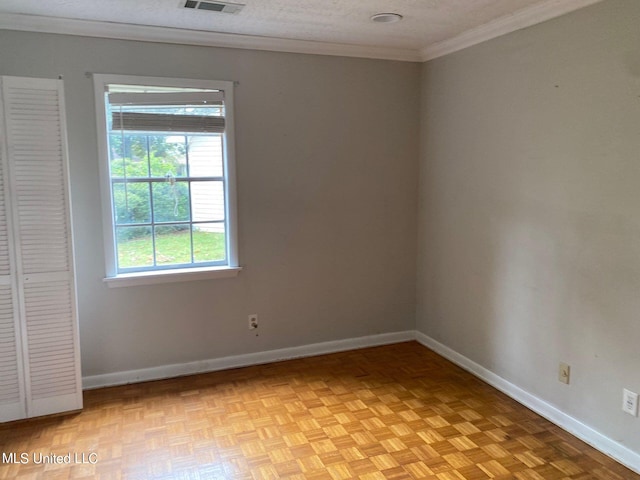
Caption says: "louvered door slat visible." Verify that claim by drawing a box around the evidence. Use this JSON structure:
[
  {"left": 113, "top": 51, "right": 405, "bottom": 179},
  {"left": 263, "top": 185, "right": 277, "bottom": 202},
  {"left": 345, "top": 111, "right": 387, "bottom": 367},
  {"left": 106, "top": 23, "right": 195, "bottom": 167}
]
[
  {"left": 28, "top": 362, "right": 75, "bottom": 374},
  {"left": 2, "top": 76, "right": 82, "bottom": 420},
  {"left": 28, "top": 334, "right": 74, "bottom": 346},
  {"left": 0, "top": 295, "right": 18, "bottom": 410},
  {"left": 0, "top": 141, "right": 10, "bottom": 279}
]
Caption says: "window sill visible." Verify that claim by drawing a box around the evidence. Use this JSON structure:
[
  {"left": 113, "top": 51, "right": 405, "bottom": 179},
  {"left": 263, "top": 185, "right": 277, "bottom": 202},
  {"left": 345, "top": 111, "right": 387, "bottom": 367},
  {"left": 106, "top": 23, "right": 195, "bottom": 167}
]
[{"left": 103, "top": 266, "right": 242, "bottom": 288}]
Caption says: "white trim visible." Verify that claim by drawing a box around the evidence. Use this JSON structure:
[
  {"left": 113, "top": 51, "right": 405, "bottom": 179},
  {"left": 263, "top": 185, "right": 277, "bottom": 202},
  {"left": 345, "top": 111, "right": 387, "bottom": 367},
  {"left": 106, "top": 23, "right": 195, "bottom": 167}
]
[
  {"left": 103, "top": 265, "right": 242, "bottom": 287},
  {"left": 82, "top": 330, "right": 415, "bottom": 389},
  {"left": 0, "top": 13, "right": 421, "bottom": 63},
  {"left": 221, "top": 80, "right": 239, "bottom": 267},
  {"left": 420, "top": 0, "right": 605, "bottom": 61},
  {"left": 93, "top": 75, "right": 118, "bottom": 278},
  {"left": 414, "top": 331, "right": 640, "bottom": 475}
]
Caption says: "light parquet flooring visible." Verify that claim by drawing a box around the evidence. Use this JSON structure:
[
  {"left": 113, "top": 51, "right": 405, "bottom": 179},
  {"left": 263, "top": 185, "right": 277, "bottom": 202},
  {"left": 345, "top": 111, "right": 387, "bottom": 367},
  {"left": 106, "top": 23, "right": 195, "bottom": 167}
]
[{"left": 0, "top": 342, "right": 637, "bottom": 479}]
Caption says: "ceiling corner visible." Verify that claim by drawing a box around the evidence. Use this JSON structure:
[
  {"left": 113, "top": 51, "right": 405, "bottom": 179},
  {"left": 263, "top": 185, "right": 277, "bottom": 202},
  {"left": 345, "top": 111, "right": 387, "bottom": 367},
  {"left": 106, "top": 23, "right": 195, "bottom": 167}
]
[{"left": 419, "top": 0, "right": 605, "bottom": 62}]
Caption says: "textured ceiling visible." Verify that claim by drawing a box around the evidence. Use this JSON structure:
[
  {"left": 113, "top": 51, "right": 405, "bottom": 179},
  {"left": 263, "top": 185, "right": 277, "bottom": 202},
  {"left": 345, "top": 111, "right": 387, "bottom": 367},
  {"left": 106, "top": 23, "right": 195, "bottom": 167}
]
[{"left": 0, "top": 0, "right": 603, "bottom": 60}]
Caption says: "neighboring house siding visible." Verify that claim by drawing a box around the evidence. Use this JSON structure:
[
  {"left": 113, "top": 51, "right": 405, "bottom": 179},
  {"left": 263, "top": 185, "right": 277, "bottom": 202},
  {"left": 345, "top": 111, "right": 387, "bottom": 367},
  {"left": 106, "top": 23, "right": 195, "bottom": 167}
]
[{"left": 189, "top": 135, "right": 224, "bottom": 233}]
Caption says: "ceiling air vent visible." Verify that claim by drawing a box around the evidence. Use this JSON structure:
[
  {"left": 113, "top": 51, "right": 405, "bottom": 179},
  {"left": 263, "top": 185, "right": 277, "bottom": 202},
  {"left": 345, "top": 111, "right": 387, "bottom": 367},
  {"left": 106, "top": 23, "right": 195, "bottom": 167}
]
[{"left": 183, "top": 0, "right": 244, "bottom": 13}]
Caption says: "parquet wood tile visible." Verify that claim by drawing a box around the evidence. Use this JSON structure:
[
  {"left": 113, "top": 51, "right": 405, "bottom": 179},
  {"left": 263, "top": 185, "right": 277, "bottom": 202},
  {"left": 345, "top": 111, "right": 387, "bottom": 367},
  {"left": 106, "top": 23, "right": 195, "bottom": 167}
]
[{"left": 0, "top": 342, "right": 638, "bottom": 479}]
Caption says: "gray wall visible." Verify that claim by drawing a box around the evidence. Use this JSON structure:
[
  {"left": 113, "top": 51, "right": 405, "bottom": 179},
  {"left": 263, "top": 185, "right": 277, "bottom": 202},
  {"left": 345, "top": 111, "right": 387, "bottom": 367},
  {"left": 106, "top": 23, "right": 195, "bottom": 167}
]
[
  {"left": 417, "top": 0, "right": 640, "bottom": 453},
  {"left": 0, "top": 30, "right": 420, "bottom": 377},
  {"left": 2, "top": 0, "right": 639, "bottom": 459}
]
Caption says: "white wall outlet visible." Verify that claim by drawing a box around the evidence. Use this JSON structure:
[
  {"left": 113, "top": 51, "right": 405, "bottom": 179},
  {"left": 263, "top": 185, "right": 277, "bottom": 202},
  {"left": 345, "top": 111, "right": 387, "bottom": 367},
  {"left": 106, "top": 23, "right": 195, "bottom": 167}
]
[
  {"left": 622, "top": 389, "right": 638, "bottom": 416},
  {"left": 248, "top": 314, "right": 258, "bottom": 329},
  {"left": 558, "top": 363, "right": 570, "bottom": 384}
]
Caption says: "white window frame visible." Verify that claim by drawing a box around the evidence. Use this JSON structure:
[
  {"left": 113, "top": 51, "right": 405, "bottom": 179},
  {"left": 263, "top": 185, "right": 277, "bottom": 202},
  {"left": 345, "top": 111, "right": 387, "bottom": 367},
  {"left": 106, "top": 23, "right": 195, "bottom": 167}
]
[{"left": 93, "top": 74, "right": 241, "bottom": 287}]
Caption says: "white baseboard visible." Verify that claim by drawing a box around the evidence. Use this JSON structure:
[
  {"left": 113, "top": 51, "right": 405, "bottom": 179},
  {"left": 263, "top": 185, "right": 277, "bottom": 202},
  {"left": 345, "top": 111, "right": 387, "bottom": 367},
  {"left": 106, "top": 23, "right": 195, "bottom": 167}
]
[
  {"left": 82, "top": 330, "right": 415, "bottom": 390},
  {"left": 414, "top": 331, "right": 640, "bottom": 475}
]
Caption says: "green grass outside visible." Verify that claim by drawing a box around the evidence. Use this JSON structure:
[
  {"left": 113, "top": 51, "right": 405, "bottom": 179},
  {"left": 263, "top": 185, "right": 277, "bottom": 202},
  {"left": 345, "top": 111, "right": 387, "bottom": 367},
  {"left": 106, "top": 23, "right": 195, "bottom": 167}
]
[{"left": 117, "top": 230, "right": 225, "bottom": 268}]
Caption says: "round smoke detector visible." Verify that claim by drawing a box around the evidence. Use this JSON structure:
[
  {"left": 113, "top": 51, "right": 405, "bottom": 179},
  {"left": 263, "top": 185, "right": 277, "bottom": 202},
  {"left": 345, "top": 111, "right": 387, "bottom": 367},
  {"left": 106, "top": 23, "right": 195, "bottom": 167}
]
[{"left": 370, "top": 13, "right": 403, "bottom": 23}]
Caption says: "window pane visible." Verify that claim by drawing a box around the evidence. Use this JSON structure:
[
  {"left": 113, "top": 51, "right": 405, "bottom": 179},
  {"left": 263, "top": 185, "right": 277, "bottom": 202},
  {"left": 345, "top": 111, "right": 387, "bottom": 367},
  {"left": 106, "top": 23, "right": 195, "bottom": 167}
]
[
  {"left": 109, "top": 134, "right": 125, "bottom": 178},
  {"left": 187, "top": 135, "right": 223, "bottom": 177},
  {"left": 123, "top": 134, "right": 150, "bottom": 178},
  {"left": 155, "top": 225, "right": 192, "bottom": 265},
  {"left": 149, "top": 135, "right": 188, "bottom": 178},
  {"left": 113, "top": 182, "right": 151, "bottom": 225},
  {"left": 152, "top": 181, "right": 191, "bottom": 223},
  {"left": 193, "top": 224, "right": 226, "bottom": 263},
  {"left": 191, "top": 181, "right": 225, "bottom": 222},
  {"left": 116, "top": 226, "right": 153, "bottom": 269}
]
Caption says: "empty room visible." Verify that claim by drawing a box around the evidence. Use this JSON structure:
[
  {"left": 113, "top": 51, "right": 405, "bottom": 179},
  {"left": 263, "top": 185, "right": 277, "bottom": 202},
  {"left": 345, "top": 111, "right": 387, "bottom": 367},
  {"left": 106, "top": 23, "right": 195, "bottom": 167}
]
[{"left": 0, "top": 0, "right": 639, "bottom": 478}]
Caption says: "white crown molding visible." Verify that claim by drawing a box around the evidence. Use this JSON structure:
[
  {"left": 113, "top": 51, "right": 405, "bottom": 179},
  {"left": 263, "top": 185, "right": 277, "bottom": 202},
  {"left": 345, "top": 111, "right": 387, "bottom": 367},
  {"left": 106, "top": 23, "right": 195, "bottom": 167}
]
[
  {"left": 420, "top": 0, "right": 605, "bottom": 61},
  {"left": 0, "top": 0, "right": 605, "bottom": 64},
  {"left": 0, "top": 13, "right": 422, "bottom": 63},
  {"left": 415, "top": 331, "right": 640, "bottom": 475}
]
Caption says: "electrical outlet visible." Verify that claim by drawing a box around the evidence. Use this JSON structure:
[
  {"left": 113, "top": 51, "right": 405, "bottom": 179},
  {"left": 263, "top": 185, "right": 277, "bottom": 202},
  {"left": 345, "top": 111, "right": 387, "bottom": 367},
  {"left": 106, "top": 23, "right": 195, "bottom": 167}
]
[
  {"left": 558, "top": 363, "right": 570, "bottom": 384},
  {"left": 622, "top": 389, "right": 638, "bottom": 416},
  {"left": 248, "top": 314, "right": 258, "bottom": 330}
]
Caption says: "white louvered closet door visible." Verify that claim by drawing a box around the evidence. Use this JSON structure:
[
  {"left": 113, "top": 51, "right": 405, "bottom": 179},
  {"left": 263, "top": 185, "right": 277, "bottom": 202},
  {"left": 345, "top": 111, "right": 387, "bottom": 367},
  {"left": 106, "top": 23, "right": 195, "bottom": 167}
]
[
  {"left": 0, "top": 76, "right": 82, "bottom": 420},
  {"left": 0, "top": 96, "right": 26, "bottom": 422}
]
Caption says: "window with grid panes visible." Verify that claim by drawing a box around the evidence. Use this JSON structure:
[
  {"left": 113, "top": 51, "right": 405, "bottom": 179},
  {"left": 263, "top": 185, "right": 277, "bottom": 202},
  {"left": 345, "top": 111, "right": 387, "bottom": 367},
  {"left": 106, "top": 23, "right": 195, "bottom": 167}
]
[{"left": 94, "top": 75, "right": 239, "bottom": 283}]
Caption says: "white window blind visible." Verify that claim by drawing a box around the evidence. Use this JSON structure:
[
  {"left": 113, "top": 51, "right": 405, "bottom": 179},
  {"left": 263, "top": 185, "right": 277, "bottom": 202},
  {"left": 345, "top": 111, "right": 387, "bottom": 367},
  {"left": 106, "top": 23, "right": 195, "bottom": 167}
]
[
  {"left": 109, "top": 91, "right": 226, "bottom": 133},
  {"left": 111, "top": 112, "right": 225, "bottom": 133}
]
